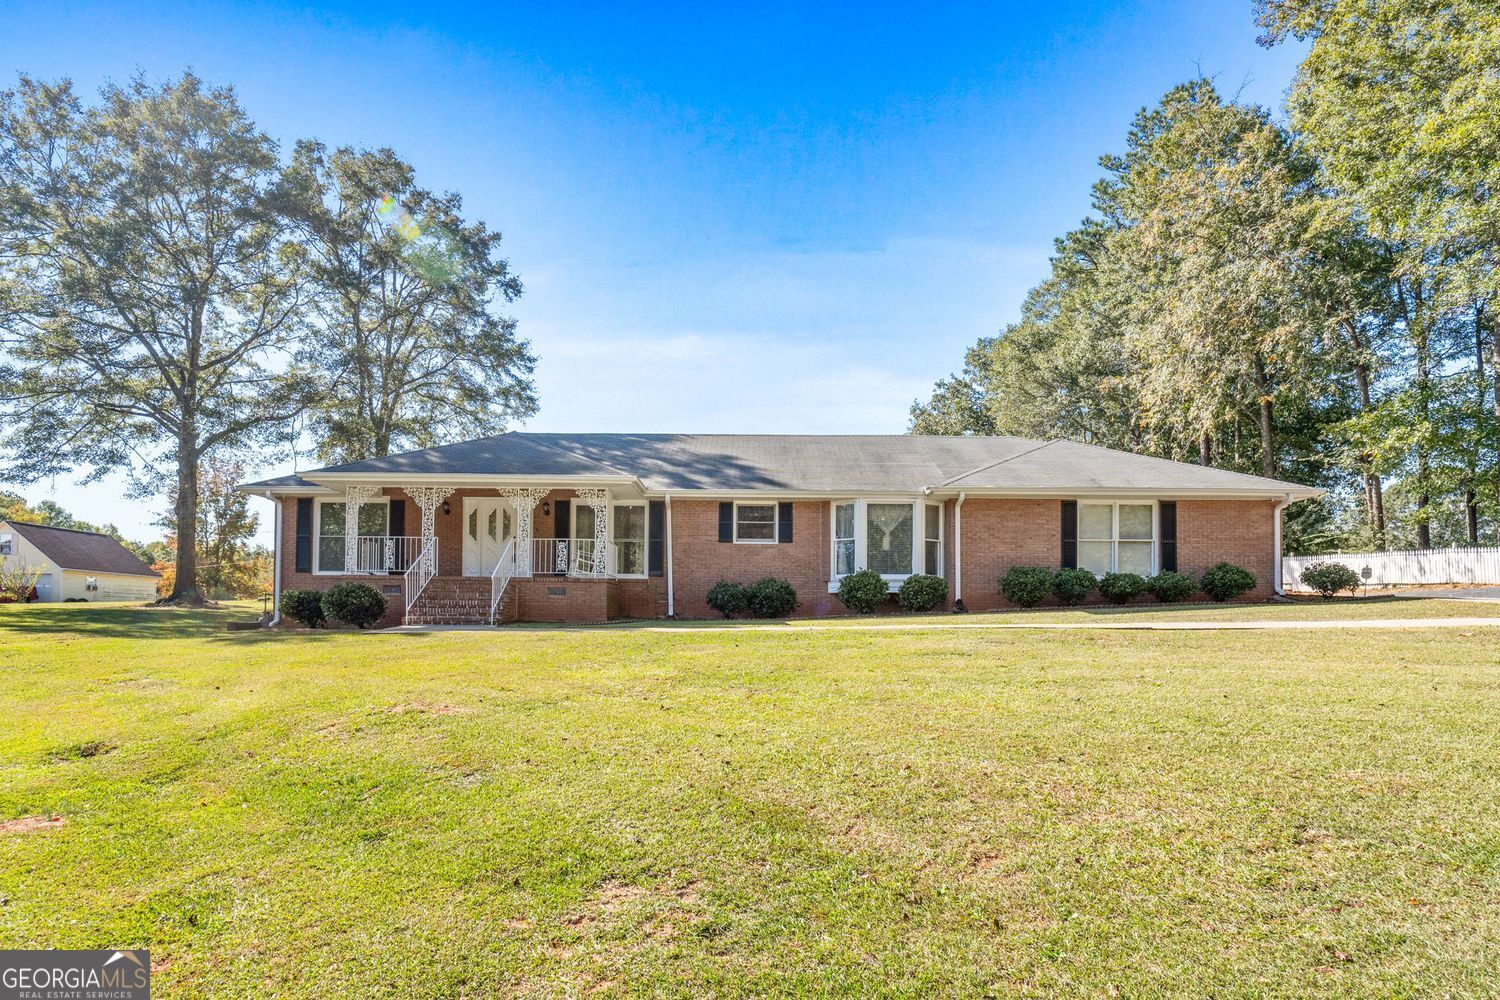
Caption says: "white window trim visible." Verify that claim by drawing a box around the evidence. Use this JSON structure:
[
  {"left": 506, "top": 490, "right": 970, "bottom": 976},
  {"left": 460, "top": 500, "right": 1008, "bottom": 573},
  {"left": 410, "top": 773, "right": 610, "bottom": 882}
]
[
  {"left": 732, "top": 501, "right": 779, "bottom": 544},
  {"left": 827, "top": 498, "right": 925, "bottom": 591},
  {"left": 1075, "top": 499, "right": 1159, "bottom": 576},
  {"left": 312, "top": 496, "right": 391, "bottom": 575},
  {"left": 923, "top": 501, "right": 944, "bottom": 577}
]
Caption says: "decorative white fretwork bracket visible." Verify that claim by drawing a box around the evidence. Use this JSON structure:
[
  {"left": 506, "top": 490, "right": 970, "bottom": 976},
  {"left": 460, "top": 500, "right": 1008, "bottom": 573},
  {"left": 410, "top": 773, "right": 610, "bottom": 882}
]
[
  {"left": 498, "top": 487, "right": 551, "bottom": 576},
  {"left": 405, "top": 486, "right": 457, "bottom": 540}
]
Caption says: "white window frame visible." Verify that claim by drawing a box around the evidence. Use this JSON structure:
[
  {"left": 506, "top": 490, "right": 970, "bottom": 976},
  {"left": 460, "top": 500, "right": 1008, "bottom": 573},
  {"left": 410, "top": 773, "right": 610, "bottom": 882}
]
[
  {"left": 608, "top": 502, "right": 649, "bottom": 579},
  {"left": 923, "top": 502, "right": 944, "bottom": 577},
  {"left": 1074, "top": 499, "right": 1158, "bottom": 576},
  {"left": 313, "top": 496, "right": 391, "bottom": 575},
  {"left": 827, "top": 498, "right": 926, "bottom": 590},
  {"left": 0, "top": 533, "right": 11, "bottom": 556},
  {"left": 733, "top": 501, "right": 778, "bottom": 544}
]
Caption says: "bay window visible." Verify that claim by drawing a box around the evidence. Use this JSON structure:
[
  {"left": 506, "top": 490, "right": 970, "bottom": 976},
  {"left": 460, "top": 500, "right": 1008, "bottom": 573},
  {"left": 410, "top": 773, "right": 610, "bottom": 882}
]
[
  {"left": 834, "top": 502, "right": 856, "bottom": 575},
  {"left": 612, "top": 504, "right": 647, "bottom": 576},
  {"left": 830, "top": 499, "right": 940, "bottom": 585},
  {"left": 924, "top": 503, "right": 943, "bottom": 575},
  {"left": 1077, "top": 501, "right": 1155, "bottom": 576}
]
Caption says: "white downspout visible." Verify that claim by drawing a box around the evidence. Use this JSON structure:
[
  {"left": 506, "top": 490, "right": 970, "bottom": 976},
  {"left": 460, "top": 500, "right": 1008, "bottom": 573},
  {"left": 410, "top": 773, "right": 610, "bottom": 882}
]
[
  {"left": 954, "top": 492, "right": 967, "bottom": 612},
  {"left": 268, "top": 494, "right": 283, "bottom": 626},
  {"left": 664, "top": 494, "right": 675, "bottom": 618},
  {"left": 1272, "top": 493, "right": 1292, "bottom": 596}
]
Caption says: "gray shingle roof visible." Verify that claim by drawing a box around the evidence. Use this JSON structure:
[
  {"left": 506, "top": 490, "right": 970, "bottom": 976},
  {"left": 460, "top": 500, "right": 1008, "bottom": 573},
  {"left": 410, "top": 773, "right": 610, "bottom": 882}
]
[
  {"left": 4, "top": 521, "right": 159, "bottom": 576},
  {"left": 241, "top": 432, "right": 1319, "bottom": 498}
]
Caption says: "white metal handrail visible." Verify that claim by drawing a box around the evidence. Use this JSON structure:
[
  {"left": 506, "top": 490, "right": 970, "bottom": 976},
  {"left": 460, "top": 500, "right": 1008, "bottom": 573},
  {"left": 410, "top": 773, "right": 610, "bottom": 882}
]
[
  {"left": 489, "top": 538, "right": 516, "bottom": 625},
  {"left": 403, "top": 536, "right": 439, "bottom": 616}
]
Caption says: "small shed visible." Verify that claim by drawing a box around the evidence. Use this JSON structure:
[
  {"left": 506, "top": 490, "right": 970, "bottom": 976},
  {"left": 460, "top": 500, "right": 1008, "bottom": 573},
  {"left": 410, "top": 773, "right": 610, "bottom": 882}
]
[{"left": 0, "top": 520, "right": 159, "bottom": 602}]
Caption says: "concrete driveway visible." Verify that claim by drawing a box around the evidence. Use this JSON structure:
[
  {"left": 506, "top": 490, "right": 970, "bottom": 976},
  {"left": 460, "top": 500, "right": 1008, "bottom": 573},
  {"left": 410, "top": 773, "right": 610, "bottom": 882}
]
[{"left": 1391, "top": 586, "right": 1500, "bottom": 602}]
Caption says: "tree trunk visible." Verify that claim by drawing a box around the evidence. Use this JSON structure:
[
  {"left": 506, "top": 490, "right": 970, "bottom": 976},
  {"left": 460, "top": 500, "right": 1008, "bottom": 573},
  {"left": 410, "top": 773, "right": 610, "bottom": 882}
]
[
  {"left": 1465, "top": 486, "right": 1480, "bottom": 545},
  {"left": 1252, "top": 354, "right": 1275, "bottom": 479},
  {"left": 1341, "top": 320, "right": 1385, "bottom": 546},
  {"left": 1365, "top": 472, "right": 1386, "bottom": 549},
  {"left": 1199, "top": 432, "right": 1212, "bottom": 467},
  {"left": 164, "top": 430, "right": 206, "bottom": 605}
]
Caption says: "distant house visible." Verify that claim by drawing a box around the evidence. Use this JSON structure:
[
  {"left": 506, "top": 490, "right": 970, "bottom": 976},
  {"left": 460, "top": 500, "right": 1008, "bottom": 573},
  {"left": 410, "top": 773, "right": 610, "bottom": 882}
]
[
  {"left": 0, "top": 521, "right": 159, "bottom": 602},
  {"left": 240, "top": 432, "right": 1321, "bottom": 626}
]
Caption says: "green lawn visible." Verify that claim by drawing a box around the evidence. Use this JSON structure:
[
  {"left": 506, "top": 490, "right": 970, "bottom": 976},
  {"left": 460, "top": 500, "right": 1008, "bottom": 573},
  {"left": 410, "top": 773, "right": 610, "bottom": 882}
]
[{"left": 1, "top": 603, "right": 1497, "bottom": 997}]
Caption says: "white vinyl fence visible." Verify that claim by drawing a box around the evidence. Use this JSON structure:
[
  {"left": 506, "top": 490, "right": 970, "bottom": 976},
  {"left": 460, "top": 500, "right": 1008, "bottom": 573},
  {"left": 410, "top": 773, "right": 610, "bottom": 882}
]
[{"left": 1282, "top": 546, "right": 1500, "bottom": 591}]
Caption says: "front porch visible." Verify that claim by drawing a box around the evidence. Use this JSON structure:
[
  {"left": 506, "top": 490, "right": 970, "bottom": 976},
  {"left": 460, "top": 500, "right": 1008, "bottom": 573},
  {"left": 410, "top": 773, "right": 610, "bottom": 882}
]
[{"left": 306, "top": 484, "right": 663, "bottom": 625}]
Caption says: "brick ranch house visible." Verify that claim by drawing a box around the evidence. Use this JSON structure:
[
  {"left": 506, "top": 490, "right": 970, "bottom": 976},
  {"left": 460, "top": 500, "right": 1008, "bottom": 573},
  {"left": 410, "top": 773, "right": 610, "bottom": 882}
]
[{"left": 239, "top": 433, "right": 1320, "bottom": 626}]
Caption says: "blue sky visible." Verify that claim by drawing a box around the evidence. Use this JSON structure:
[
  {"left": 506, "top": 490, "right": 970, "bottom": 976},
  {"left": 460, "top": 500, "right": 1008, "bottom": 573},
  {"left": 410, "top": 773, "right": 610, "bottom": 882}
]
[{"left": 4, "top": 1, "right": 1304, "bottom": 545}]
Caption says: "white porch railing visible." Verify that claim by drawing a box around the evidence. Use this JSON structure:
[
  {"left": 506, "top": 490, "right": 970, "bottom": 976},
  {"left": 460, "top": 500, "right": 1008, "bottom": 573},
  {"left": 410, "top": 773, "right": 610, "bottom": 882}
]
[
  {"left": 403, "top": 537, "right": 440, "bottom": 617},
  {"left": 351, "top": 535, "right": 427, "bottom": 575},
  {"left": 531, "top": 538, "right": 608, "bottom": 577},
  {"left": 489, "top": 538, "right": 516, "bottom": 624},
  {"left": 1283, "top": 545, "right": 1500, "bottom": 590}
]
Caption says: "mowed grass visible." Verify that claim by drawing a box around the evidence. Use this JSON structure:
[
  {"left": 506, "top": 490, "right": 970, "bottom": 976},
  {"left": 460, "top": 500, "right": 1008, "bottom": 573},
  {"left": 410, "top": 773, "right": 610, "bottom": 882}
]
[{"left": 0, "top": 604, "right": 1497, "bottom": 997}]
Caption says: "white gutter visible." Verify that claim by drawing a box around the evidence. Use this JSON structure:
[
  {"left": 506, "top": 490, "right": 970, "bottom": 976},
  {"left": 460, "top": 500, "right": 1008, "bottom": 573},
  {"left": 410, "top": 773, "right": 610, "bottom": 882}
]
[
  {"left": 953, "top": 492, "right": 966, "bottom": 612},
  {"left": 664, "top": 494, "right": 675, "bottom": 618},
  {"left": 1272, "top": 493, "right": 1292, "bottom": 596},
  {"left": 268, "top": 496, "right": 282, "bottom": 627}
]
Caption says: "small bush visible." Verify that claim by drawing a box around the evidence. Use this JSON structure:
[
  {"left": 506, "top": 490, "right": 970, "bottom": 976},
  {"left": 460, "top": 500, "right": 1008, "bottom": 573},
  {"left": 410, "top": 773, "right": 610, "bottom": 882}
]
[
  {"left": 63, "top": 597, "right": 89, "bottom": 603},
  {"left": 1000, "top": 566, "right": 1054, "bottom": 608},
  {"left": 1146, "top": 571, "right": 1197, "bottom": 603},
  {"left": 1051, "top": 567, "right": 1097, "bottom": 606},
  {"left": 896, "top": 574, "right": 948, "bottom": 612},
  {"left": 1200, "top": 562, "right": 1257, "bottom": 602},
  {"left": 281, "top": 588, "right": 327, "bottom": 628},
  {"left": 1098, "top": 572, "right": 1146, "bottom": 605},
  {"left": 745, "top": 577, "right": 798, "bottom": 618},
  {"left": 706, "top": 580, "right": 749, "bottom": 619},
  {"left": 321, "top": 582, "right": 387, "bottom": 629},
  {"left": 1300, "top": 561, "right": 1361, "bottom": 599},
  {"left": 837, "top": 569, "right": 890, "bottom": 614}
]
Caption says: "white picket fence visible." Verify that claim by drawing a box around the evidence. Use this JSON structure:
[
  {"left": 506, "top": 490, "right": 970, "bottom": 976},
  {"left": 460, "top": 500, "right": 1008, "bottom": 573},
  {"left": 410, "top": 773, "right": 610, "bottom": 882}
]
[{"left": 1282, "top": 546, "right": 1500, "bottom": 591}]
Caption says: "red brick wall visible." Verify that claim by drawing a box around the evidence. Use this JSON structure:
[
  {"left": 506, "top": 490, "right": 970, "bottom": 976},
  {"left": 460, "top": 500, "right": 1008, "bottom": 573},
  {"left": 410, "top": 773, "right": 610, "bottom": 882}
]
[
  {"left": 668, "top": 499, "right": 838, "bottom": 618},
  {"left": 955, "top": 497, "right": 1277, "bottom": 609},
  {"left": 1176, "top": 499, "right": 1276, "bottom": 599}
]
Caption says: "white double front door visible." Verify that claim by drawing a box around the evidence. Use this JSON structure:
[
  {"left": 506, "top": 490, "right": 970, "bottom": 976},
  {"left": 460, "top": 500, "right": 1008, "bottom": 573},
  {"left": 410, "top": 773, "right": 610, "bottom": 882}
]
[{"left": 462, "top": 498, "right": 514, "bottom": 576}]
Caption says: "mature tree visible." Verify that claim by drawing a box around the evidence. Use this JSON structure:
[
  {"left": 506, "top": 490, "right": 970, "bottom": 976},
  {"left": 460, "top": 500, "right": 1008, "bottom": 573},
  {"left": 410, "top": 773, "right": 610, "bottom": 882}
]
[
  {"left": 1259, "top": 0, "right": 1499, "bottom": 543},
  {"left": 285, "top": 143, "right": 536, "bottom": 463},
  {"left": 160, "top": 455, "right": 262, "bottom": 599},
  {"left": 0, "top": 73, "right": 311, "bottom": 604}
]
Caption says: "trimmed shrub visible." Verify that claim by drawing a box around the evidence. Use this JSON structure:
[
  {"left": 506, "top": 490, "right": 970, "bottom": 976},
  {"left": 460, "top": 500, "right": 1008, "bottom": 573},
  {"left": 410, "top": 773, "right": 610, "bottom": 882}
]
[
  {"left": 1200, "top": 562, "right": 1257, "bottom": 602},
  {"left": 837, "top": 569, "right": 890, "bottom": 614},
  {"left": 1146, "top": 571, "right": 1197, "bottom": 603},
  {"left": 745, "top": 577, "right": 798, "bottom": 618},
  {"left": 896, "top": 574, "right": 948, "bottom": 612},
  {"left": 281, "top": 588, "right": 327, "bottom": 628},
  {"left": 706, "top": 580, "right": 749, "bottom": 619},
  {"left": 1300, "top": 561, "right": 1361, "bottom": 599},
  {"left": 1098, "top": 572, "right": 1146, "bottom": 605},
  {"left": 1050, "top": 567, "right": 1097, "bottom": 606},
  {"left": 321, "top": 582, "right": 387, "bottom": 629},
  {"left": 1000, "top": 566, "right": 1054, "bottom": 608}
]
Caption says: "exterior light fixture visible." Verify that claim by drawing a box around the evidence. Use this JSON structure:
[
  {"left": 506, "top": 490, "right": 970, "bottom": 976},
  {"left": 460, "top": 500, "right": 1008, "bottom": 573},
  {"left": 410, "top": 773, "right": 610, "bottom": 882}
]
[
  {"left": 542, "top": 501, "right": 552, "bottom": 516},
  {"left": 441, "top": 501, "right": 451, "bottom": 516}
]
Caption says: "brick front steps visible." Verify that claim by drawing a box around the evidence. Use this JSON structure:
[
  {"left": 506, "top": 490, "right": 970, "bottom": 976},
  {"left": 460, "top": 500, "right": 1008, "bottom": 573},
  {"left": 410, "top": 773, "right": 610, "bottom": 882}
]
[{"left": 405, "top": 576, "right": 505, "bottom": 626}]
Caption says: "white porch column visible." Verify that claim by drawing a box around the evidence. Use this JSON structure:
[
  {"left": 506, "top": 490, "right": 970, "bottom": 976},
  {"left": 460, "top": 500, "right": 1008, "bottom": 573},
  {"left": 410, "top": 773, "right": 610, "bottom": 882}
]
[
  {"left": 575, "top": 488, "right": 611, "bottom": 575},
  {"left": 343, "top": 485, "right": 381, "bottom": 574},
  {"left": 498, "top": 488, "right": 550, "bottom": 576}
]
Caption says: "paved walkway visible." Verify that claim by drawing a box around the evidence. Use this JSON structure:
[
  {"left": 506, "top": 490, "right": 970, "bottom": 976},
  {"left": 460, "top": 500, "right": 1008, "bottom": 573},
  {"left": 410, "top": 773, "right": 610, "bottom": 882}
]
[{"left": 385, "top": 616, "right": 1500, "bottom": 634}]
